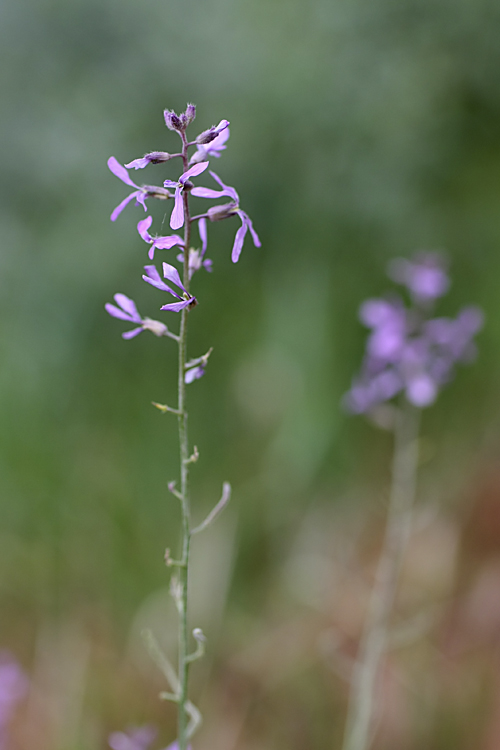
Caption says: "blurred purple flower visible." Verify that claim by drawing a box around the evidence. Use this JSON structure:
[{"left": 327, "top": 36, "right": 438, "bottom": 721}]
[
  {"left": 164, "top": 162, "right": 209, "bottom": 230},
  {"left": 0, "top": 653, "right": 28, "bottom": 750},
  {"left": 191, "top": 171, "right": 261, "bottom": 262},
  {"left": 105, "top": 294, "right": 169, "bottom": 339},
  {"left": 142, "top": 264, "right": 197, "bottom": 312},
  {"left": 343, "top": 255, "right": 484, "bottom": 414},
  {"left": 108, "top": 158, "right": 171, "bottom": 221},
  {"left": 388, "top": 252, "right": 449, "bottom": 303},
  {"left": 137, "top": 216, "right": 185, "bottom": 260},
  {"left": 108, "top": 728, "right": 192, "bottom": 750},
  {"left": 109, "top": 726, "right": 157, "bottom": 750}
]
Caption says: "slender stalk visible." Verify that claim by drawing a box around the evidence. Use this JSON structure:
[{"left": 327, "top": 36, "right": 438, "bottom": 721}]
[
  {"left": 342, "top": 401, "right": 420, "bottom": 750},
  {"left": 177, "top": 131, "right": 192, "bottom": 750}
]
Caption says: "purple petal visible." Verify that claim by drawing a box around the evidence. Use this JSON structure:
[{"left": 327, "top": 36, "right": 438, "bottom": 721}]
[
  {"left": 190, "top": 186, "right": 225, "bottom": 199},
  {"left": 114, "top": 293, "right": 141, "bottom": 320},
  {"left": 231, "top": 222, "right": 248, "bottom": 263},
  {"left": 108, "top": 157, "right": 138, "bottom": 188},
  {"left": 180, "top": 161, "right": 209, "bottom": 183},
  {"left": 199, "top": 217, "right": 207, "bottom": 255},
  {"left": 105, "top": 295, "right": 141, "bottom": 323},
  {"left": 137, "top": 216, "right": 153, "bottom": 243},
  {"left": 170, "top": 187, "right": 184, "bottom": 230},
  {"left": 160, "top": 299, "right": 194, "bottom": 312},
  {"left": 163, "top": 179, "right": 179, "bottom": 189},
  {"left": 111, "top": 191, "right": 140, "bottom": 221},
  {"left": 405, "top": 373, "right": 437, "bottom": 407},
  {"left": 238, "top": 210, "right": 260, "bottom": 247},
  {"left": 142, "top": 265, "right": 178, "bottom": 295},
  {"left": 209, "top": 171, "right": 239, "bottom": 202},
  {"left": 122, "top": 327, "right": 143, "bottom": 339},
  {"left": 185, "top": 365, "right": 205, "bottom": 383},
  {"left": 125, "top": 157, "right": 151, "bottom": 170},
  {"left": 106, "top": 302, "right": 134, "bottom": 322},
  {"left": 153, "top": 234, "right": 185, "bottom": 250},
  {"left": 162, "top": 262, "right": 185, "bottom": 291},
  {"left": 210, "top": 125, "right": 230, "bottom": 148}
]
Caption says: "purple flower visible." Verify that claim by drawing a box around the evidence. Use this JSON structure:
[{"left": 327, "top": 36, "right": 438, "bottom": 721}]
[
  {"left": 177, "top": 219, "right": 212, "bottom": 278},
  {"left": 359, "top": 298, "right": 407, "bottom": 363},
  {"left": 108, "top": 726, "right": 157, "bottom": 750},
  {"left": 0, "top": 653, "right": 28, "bottom": 728},
  {"left": 191, "top": 171, "right": 261, "bottom": 262},
  {"left": 185, "top": 364, "right": 205, "bottom": 383},
  {"left": 190, "top": 122, "right": 230, "bottom": 165},
  {"left": 344, "top": 252, "right": 484, "bottom": 415},
  {"left": 142, "top": 264, "right": 197, "bottom": 312},
  {"left": 105, "top": 294, "right": 169, "bottom": 339},
  {"left": 137, "top": 216, "right": 185, "bottom": 260},
  {"left": 163, "top": 162, "right": 209, "bottom": 230},
  {"left": 388, "top": 252, "right": 449, "bottom": 303},
  {"left": 108, "top": 158, "right": 171, "bottom": 221}
]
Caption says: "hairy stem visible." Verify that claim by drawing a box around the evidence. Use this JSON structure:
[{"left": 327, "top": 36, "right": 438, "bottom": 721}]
[
  {"left": 177, "top": 130, "right": 192, "bottom": 750},
  {"left": 342, "top": 402, "right": 420, "bottom": 750}
]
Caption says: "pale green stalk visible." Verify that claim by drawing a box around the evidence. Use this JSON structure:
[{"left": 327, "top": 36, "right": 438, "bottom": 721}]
[
  {"left": 176, "top": 130, "right": 192, "bottom": 750},
  {"left": 342, "top": 402, "right": 420, "bottom": 750}
]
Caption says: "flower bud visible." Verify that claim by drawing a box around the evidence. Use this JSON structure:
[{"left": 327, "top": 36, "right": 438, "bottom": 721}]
[
  {"left": 164, "top": 109, "right": 183, "bottom": 131},
  {"left": 184, "top": 103, "right": 196, "bottom": 124},
  {"left": 142, "top": 318, "right": 168, "bottom": 337},
  {"left": 207, "top": 202, "right": 238, "bottom": 221},
  {"left": 196, "top": 119, "right": 230, "bottom": 145},
  {"left": 144, "top": 186, "right": 172, "bottom": 200}
]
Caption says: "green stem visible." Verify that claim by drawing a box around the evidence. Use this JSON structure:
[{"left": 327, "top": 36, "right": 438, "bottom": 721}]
[
  {"left": 177, "top": 131, "right": 192, "bottom": 750},
  {"left": 342, "top": 402, "right": 420, "bottom": 750}
]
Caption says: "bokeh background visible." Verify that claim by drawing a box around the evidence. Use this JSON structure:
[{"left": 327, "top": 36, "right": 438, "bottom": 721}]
[{"left": 2, "top": 0, "right": 500, "bottom": 747}]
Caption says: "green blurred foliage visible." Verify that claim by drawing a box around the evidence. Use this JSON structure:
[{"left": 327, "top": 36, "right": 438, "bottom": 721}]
[{"left": 1, "top": 0, "right": 500, "bottom": 746}]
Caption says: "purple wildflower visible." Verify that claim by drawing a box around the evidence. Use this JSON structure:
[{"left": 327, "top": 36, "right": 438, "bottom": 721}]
[
  {"left": 108, "top": 158, "right": 171, "bottom": 221},
  {"left": 388, "top": 252, "right": 449, "bottom": 304},
  {"left": 137, "top": 216, "right": 185, "bottom": 260},
  {"left": 190, "top": 121, "right": 230, "bottom": 165},
  {"left": 343, "top": 255, "right": 483, "bottom": 414},
  {"left": 108, "top": 726, "right": 157, "bottom": 750},
  {"left": 185, "top": 364, "right": 206, "bottom": 383},
  {"left": 164, "top": 162, "right": 209, "bottom": 230},
  {"left": 142, "top": 264, "right": 197, "bottom": 312},
  {"left": 105, "top": 294, "right": 169, "bottom": 339},
  {"left": 0, "top": 653, "right": 28, "bottom": 750},
  {"left": 177, "top": 219, "right": 212, "bottom": 278},
  {"left": 191, "top": 171, "right": 261, "bottom": 262}
]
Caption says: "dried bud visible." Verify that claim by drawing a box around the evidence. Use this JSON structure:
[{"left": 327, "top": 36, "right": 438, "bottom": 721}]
[
  {"left": 164, "top": 109, "right": 183, "bottom": 131},
  {"left": 207, "top": 202, "right": 238, "bottom": 222}
]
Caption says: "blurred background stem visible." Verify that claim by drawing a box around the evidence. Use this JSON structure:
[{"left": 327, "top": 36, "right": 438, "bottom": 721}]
[{"left": 342, "top": 402, "right": 421, "bottom": 750}]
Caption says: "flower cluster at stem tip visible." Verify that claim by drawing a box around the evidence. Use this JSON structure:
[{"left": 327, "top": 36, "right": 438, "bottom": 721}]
[
  {"left": 343, "top": 252, "right": 484, "bottom": 414},
  {"left": 105, "top": 104, "right": 261, "bottom": 380}
]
